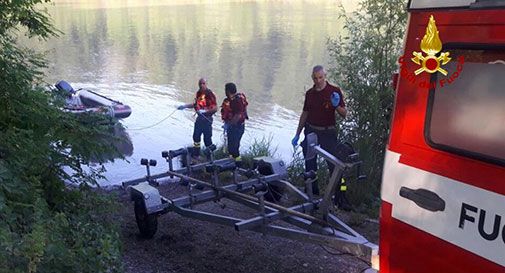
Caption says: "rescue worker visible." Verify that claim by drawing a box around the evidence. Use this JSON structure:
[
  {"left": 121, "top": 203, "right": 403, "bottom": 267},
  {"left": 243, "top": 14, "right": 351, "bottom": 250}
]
[
  {"left": 291, "top": 65, "right": 348, "bottom": 201},
  {"left": 177, "top": 78, "right": 217, "bottom": 157},
  {"left": 221, "top": 82, "right": 248, "bottom": 163}
]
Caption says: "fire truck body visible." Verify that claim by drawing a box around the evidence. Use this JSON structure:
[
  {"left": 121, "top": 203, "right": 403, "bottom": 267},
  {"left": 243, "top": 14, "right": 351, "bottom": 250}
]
[{"left": 380, "top": 1, "right": 505, "bottom": 272}]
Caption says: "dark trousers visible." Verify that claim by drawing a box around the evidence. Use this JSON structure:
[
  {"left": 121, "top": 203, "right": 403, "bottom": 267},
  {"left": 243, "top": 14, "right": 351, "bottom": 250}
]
[
  {"left": 301, "top": 125, "right": 338, "bottom": 195},
  {"left": 193, "top": 116, "right": 213, "bottom": 149},
  {"left": 226, "top": 123, "right": 245, "bottom": 158}
]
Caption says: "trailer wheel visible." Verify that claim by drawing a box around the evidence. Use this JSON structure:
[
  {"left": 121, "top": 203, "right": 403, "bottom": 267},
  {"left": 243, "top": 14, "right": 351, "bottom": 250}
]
[{"left": 134, "top": 200, "right": 158, "bottom": 239}]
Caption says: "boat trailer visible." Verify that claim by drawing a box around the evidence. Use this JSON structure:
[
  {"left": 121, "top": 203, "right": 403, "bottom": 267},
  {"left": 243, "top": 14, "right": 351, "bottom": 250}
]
[{"left": 122, "top": 133, "right": 378, "bottom": 265}]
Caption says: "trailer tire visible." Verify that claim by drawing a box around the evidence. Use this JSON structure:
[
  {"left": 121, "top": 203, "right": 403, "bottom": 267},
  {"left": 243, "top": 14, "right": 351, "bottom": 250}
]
[{"left": 134, "top": 200, "right": 158, "bottom": 239}]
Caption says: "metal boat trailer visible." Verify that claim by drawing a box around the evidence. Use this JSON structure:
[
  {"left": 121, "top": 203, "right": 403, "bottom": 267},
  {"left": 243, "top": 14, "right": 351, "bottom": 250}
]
[{"left": 122, "top": 133, "right": 378, "bottom": 265}]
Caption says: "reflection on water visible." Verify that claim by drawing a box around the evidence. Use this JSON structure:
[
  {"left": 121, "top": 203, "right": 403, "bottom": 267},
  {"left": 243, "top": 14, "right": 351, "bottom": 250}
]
[
  {"left": 90, "top": 123, "right": 134, "bottom": 163},
  {"left": 23, "top": 0, "right": 352, "bottom": 185}
]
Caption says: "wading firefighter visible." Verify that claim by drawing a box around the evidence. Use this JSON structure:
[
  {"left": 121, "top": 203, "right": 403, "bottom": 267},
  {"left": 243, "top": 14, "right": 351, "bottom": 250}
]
[
  {"left": 221, "top": 82, "right": 248, "bottom": 163},
  {"left": 177, "top": 78, "right": 217, "bottom": 157}
]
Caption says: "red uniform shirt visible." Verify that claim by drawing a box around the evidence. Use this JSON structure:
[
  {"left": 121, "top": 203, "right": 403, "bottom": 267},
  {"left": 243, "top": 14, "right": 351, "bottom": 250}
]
[
  {"left": 194, "top": 89, "right": 217, "bottom": 112},
  {"left": 302, "top": 82, "right": 345, "bottom": 127}
]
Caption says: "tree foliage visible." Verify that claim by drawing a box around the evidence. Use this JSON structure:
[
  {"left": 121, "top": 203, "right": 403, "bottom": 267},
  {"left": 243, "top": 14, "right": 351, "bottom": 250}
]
[
  {"left": 328, "top": 0, "right": 407, "bottom": 211},
  {"left": 0, "top": 1, "right": 122, "bottom": 272}
]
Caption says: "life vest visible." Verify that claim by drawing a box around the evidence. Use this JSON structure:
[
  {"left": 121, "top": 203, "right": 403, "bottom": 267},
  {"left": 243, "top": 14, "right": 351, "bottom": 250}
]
[
  {"left": 221, "top": 92, "right": 248, "bottom": 122},
  {"left": 194, "top": 89, "right": 216, "bottom": 111}
]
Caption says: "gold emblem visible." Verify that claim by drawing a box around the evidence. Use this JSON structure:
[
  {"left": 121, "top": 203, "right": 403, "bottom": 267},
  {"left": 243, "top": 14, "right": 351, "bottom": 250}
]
[{"left": 411, "top": 15, "right": 451, "bottom": 75}]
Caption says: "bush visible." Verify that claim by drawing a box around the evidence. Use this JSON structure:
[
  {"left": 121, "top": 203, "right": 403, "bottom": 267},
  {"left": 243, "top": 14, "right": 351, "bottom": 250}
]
[
  {"left": 327, "top": 0, "right": 407, "bottom": 216},
  {"left": 0, "top": 1, "right": 122, "bottom": 272}
]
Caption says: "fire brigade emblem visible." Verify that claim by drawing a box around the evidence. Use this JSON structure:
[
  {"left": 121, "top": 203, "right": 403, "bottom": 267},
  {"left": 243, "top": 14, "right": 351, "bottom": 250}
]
[
  {"left": 196, "top": 94, "right": 206, "bottom": 108},
  {"left": 411, "top": 15, "right": 451, "bottom": 75}
]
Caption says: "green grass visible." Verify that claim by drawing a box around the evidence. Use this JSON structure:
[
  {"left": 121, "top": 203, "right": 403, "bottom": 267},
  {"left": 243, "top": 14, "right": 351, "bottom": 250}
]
[
  {"left": 213, "top": 135, "right": 278, "bottom": 168},
  {"left": 241, "top": 135, "right": 278, "bottom": 168}
]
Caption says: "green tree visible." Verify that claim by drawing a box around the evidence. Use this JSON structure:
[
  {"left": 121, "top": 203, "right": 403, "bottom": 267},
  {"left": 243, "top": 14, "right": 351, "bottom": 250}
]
[
  {"left": 0, "top": 1, "right": 122, "bottom": 272},
  {"left": 328, "top": 0, "right": 407, "bottom": 214}
]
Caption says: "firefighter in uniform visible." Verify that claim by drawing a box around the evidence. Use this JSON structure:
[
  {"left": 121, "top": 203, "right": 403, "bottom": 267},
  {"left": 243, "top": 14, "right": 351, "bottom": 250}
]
[
  {"left": 292, "top": 65, "right": 350, "bottom": 209},
  {"left": 221, "top": 82, "right": 248, "bottom": 163},
  {"left": 177, "top": 78, "right": 217, "bottom": 157}
]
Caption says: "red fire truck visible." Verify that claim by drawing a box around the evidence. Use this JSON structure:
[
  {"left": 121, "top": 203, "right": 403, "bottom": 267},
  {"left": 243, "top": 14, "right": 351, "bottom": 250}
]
[{"left": 380, "top": 0, "right": 505, "bottom": 272}]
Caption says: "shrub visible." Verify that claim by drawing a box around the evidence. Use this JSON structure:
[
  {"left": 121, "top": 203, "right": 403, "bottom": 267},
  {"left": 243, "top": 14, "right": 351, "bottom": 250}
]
[
  {"left": 327, "top": 0, "right": 407, "bottom": 216},
  {"left": 0, "top": 1, "right": 122, "bottom": 272}
]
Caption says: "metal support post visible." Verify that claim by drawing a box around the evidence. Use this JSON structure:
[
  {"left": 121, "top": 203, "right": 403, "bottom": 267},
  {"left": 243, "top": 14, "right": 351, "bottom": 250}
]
[
  {"left": 311, "top": 145, "right": 349, "bottom": 217},
  {"left": 141, "top": 158, "right": 158, "bottom": 186},
  {"left": 232, "top": 169, "right": 238, "bottom": 185},
  {"left": 185, "top": 151, "right": 192, "bottom": 176},
  {"left": 168, "top": 157, "right": 174, "bottom": 178},
  {"left": 188, "top": 182, "right": 195, "bottom": 209},
  {"left": 256, "top": 190, "right": 267, "bottom": 234},
  {"left": 305, "top": 179, "right": 314, "bottom": 201},
  {"left": 320, "top": 166, "right": 343, "bottom": 217}
]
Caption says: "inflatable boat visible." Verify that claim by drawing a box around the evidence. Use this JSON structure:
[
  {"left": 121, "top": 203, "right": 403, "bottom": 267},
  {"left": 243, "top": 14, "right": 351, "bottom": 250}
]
[{"left": 55, "top": 80, "right": 132, "bottom": 119}]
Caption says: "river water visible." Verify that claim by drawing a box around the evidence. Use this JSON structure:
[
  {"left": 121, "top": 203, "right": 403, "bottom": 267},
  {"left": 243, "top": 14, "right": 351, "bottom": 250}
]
[{"left": 26, "top": 0, "right": 355, "bottom": 185}]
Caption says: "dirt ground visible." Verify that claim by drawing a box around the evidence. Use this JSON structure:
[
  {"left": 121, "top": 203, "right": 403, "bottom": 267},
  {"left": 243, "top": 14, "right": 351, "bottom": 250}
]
[{"left": 114, "top": 181, "right": 379, "bottom": 273}]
